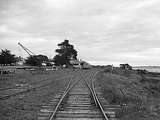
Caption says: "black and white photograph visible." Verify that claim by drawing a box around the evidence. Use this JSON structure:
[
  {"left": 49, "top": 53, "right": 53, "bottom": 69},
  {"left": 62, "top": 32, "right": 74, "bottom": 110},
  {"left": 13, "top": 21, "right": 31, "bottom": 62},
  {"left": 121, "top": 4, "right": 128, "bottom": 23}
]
[{"left": 0, "top": 0, "right": 160, "bottom": 120}]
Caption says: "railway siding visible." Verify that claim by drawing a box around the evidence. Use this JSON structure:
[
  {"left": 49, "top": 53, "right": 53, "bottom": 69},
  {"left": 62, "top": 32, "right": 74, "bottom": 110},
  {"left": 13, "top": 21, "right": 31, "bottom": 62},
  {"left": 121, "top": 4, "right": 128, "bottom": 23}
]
[{"left": 0, "top": 75, "right": 72, "bottom": 100}]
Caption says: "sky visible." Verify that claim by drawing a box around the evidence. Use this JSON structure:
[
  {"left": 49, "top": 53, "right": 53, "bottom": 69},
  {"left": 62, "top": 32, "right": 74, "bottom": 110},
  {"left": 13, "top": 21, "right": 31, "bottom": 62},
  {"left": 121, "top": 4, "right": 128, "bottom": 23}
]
[{"left": 0, "top": 0, "right": 160, "bottom": 66}]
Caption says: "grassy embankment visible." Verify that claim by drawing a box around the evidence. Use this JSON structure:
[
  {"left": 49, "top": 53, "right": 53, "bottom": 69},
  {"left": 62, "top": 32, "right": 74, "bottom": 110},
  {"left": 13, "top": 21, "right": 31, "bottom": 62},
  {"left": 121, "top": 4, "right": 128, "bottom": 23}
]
[
  {"left": 95, "top": 67, "right": 160, "bottom": 120},
  {"left": 0, "top": 68, "right": 73, "bottom": 120}
]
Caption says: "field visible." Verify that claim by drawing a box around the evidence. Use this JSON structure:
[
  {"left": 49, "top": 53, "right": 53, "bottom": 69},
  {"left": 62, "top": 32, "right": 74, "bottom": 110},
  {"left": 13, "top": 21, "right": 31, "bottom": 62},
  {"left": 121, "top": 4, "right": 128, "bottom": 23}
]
[
  {"left": 94, "top": 66, "right": 160, "bottom": 120},
  {"left": 0, "top": 66, "right": 160, "bottom": 120},
  {"left": 0, "top": 68, "right": 74, "bottom": 120}
]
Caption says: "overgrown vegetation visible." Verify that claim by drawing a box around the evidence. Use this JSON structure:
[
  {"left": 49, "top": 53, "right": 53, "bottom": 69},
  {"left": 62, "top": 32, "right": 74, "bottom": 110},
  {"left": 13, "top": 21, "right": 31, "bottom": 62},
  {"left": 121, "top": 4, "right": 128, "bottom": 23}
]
[
  {"left": 0, "top": 69, "right": 72, "bottom": 120},
  {"left": 140, "top": 76, "right": 160, "bottom": 93},
  {"left": 96, "top": 72, "right": 142, "bottom": 105},
  {"left": 95, "top": 66, "right": 160, "bottom": 120}
]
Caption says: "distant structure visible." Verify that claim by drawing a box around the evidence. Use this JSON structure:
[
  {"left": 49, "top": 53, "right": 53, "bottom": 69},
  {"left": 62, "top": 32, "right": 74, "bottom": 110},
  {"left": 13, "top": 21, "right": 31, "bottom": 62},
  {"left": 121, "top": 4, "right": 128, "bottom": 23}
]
[
  {"left": 120, "top": 63, "right": 132, "bottom": 70},
  {"left": 16, "top": 56, "right": 25, "bottom": 65},
  {"left": 70, "top": 59, "right": 92, "bottom": 69}
]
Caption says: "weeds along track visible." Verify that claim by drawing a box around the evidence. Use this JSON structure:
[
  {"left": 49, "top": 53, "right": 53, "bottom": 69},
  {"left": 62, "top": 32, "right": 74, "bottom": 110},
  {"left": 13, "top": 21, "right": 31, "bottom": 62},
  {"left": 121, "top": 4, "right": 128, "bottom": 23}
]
[
  {"left": 38, "top": 70, "right": 120, "bottom": 120},
  {"left": 86, "top": 71, "right": 122, "bottom": 120},
  {"left": 0, "top": 74, "right": 72, "bottom": 100},
  {"left": 0, "top": 70, "right": 73, "bottom": 91}
]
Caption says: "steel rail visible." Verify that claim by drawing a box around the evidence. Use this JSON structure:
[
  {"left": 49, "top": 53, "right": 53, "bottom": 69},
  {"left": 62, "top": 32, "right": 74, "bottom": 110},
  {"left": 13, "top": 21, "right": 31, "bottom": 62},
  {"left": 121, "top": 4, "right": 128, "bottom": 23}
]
[
  {"left": 83, "top": 74, "right": 97, "bottom": 106},
  {"left": 0, "top": 79, "right": 61, "bottom": 100},
  {"left": 0, "top": 70, "right": 73, "bottom": 91},
  {"left": 91, "top": 76, "right": 109, "bottom": 120},
  {"left": 83, "top": 70, "right": 99, "bottom": 105},
  {"left": 48, "top": 75, "right": 80, "bottom": 120},
  {"left": 0, "top": 77, "right": 54, "bottom": 91},
  {"left": 0, "top": 75, "right": 71, "bottom": 100},
  {"left": 84, "top": 71, "right": 109, "bottom": 120}
]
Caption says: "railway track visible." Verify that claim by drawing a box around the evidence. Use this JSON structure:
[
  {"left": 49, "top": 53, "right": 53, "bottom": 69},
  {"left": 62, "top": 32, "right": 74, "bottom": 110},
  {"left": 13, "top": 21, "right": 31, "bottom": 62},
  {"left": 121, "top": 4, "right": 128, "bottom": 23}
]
[
  {"left": 0, "top": 77, "right": 53, "bottom": 91},
  {"left": 38, "top": 70, "right": 120, "bottom": 120},
  {"left": 0, "top": 75, "right": 72, "bottom": 100},
  {"left": 0, "top": 70, "right": 73, "bottom": 91}
]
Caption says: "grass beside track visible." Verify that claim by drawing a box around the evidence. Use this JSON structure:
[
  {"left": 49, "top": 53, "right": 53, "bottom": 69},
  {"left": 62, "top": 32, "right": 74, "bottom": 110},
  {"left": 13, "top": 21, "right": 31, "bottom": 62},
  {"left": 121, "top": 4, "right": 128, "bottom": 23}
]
[
  {"left": 0, "top": 69, "right": 72, "bottom": 90},
  {"left": 95, "top": 68, "right": 160, "bottom": 120},
  {"left": 0, "top": 68, "right": 75, "bottom": 120}
]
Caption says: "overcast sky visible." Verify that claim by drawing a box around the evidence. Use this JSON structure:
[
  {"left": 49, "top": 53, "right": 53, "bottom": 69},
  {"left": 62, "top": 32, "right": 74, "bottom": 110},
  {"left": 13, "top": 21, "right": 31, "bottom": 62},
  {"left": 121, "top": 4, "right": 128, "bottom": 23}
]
[{"left": 0, "top": 0, "right": 160, "bottom": 66}]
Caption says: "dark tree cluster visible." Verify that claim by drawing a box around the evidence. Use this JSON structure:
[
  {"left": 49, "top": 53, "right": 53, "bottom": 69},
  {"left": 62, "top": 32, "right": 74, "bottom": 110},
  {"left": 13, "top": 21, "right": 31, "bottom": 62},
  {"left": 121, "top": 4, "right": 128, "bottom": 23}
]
[
  {"left": 53, "top": 40, "right": 77, "bottom": 66},
  {"left": 0, "top": 49, "right": 17, "bottom": 65},
  {"left": 25, "top": 55, "right": 49, "bottom": 66},
  {"left": 0, "top": 40, "right": 78, "bottom": 67}
]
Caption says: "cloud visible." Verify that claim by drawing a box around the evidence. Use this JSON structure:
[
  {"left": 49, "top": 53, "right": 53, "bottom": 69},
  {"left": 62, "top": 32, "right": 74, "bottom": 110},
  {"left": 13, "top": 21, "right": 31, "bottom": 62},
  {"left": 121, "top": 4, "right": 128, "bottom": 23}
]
[
  {"left": 0, "top": 25, "right": 11, "bottom": 33},
  {"left": 1, "top": 0, "right": 160, "bottom": 65}
]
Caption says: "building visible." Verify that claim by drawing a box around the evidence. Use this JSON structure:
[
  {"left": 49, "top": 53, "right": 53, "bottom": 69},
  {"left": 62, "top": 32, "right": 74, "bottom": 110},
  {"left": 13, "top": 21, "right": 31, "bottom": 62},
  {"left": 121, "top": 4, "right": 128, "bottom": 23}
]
[{"left": 120, "top": 64, "right": 132, "bottom": 70}]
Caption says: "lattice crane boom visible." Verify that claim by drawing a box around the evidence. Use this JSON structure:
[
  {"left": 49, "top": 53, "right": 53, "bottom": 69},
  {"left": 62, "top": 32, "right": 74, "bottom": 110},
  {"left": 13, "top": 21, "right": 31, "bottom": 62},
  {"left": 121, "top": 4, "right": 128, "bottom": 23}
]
[{"left": 18, "top": 42, "right": 35, "bottom": 56}]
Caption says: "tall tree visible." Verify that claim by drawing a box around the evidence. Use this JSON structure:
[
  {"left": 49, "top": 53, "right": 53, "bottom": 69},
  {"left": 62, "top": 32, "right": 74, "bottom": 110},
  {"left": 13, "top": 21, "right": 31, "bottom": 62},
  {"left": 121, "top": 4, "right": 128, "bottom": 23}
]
[
  {"left": 53, "top": 40, "right": 77, "bottom": 66},
  {"left": 0, "top": 49, "right": 17, "bottom": 65}
]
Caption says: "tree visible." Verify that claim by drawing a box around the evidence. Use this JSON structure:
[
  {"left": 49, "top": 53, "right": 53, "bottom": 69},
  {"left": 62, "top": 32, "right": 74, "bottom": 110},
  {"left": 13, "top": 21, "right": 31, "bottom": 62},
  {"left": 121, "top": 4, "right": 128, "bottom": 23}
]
[
  {"left": 36, "top": 55, "right": 49, "bottom": 63},
  {"left": 0, "top": 49, "right": 17, "bottom": 65},
  {"left": 25, "top": 54, "right": 49, "bottom": 66},
  {"left": 53, "top": 40, "right": 77, "bottom": 66},
  {"left": 25, "top": 55, "right": 41, "bottom": 66}
]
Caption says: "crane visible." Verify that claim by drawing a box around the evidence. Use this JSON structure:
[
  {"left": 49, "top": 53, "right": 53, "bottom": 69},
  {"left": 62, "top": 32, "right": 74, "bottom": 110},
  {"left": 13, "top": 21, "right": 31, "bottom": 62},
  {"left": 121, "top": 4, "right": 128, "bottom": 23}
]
[
  {"left": 18, "top": 42, "right": 35, "bottom": 56},
  {"left": 18, "top": 42, "right": 50, "bottom": 67},
  {"left": 18, "top": 42, "right": 41, "bottom": 66}
]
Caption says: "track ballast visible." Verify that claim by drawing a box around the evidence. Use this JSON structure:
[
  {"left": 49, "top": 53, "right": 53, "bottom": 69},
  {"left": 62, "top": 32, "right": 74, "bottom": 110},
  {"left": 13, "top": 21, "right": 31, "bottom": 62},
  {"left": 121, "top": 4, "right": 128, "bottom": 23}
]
[{"left": 38, "top": 71, "right": 120, "bottom": 120}]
